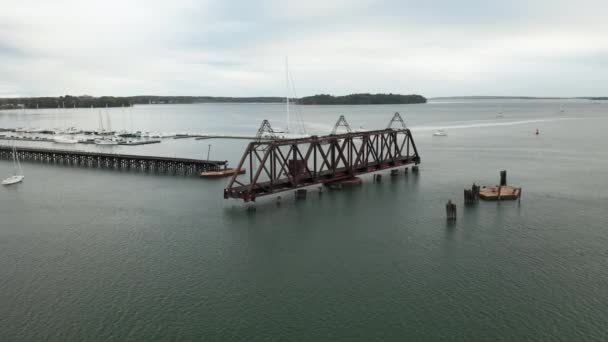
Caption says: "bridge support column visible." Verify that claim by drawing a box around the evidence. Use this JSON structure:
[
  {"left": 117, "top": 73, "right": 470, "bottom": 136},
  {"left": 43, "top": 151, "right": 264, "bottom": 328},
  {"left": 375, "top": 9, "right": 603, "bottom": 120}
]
[{"left": 295, "top": 189, "right": 307, "bottom": 200}]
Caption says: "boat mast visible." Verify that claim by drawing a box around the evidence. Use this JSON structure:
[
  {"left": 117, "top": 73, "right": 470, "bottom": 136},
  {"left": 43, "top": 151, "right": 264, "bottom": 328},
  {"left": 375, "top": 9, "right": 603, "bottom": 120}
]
[
  {"left": 98, "top": 110, "right": 104, "bottom": 134},
  {"left": 105, "top": 104, "right": 111, "bottom": 134},
  {"left": 285, "top": 56, "right": 290, "bottom": 133},
  {"left": 15, "top": 145, "right": 22, "bottom": 175},
  {"left": 12, "top": 145, "right": 17, "bottom": 175}
]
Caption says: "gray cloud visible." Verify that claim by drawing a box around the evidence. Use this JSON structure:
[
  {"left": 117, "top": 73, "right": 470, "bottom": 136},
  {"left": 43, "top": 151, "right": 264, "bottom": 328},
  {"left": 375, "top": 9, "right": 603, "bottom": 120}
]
[{"left": 1, "top": 0, "right": 608, "bottom": 97}]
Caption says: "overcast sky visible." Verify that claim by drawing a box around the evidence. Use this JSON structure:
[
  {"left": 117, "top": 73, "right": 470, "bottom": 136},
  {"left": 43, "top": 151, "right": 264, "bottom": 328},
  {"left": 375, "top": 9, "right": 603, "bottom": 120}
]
[{"left": 1, "top": 0, "right": 607, "bottom": 97}]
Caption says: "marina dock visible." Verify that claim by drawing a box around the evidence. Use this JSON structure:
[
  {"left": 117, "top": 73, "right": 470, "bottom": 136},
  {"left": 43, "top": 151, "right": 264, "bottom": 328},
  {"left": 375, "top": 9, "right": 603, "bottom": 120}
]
[{"left": 0, "top": 145, "right": 227, "bottom": 175}]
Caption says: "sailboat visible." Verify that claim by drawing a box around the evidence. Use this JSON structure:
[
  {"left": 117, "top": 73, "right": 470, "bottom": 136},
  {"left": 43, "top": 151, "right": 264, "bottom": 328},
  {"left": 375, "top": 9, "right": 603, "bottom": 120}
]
[
  {"left": 274, "top": 57, "right": 309, "bottom": 139},
  {"left": 53, "top": 102, "right": 79, "bottom": 143},
  {"left": 2, "top": 144, "right": 24, "bottom": 185},
  {"left": 95, "top": 108, "right": 118, "bottom": 145}
]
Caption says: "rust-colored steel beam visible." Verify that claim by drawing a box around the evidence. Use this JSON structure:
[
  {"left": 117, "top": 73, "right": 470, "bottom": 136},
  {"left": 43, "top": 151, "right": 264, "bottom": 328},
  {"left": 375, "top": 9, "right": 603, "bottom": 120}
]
[{"left": 224, "top": 128, "right": 420, "bottom": 201}]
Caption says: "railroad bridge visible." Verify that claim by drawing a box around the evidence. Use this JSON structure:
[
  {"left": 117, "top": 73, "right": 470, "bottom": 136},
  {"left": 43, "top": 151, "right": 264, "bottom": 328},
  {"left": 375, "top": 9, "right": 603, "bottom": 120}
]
[{"left": 224, "top": 113, "right": 420, "bottom": 201}]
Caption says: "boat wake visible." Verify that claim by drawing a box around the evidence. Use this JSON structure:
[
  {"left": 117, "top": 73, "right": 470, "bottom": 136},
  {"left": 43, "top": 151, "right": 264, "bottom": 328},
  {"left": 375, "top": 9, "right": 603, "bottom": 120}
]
[{"left": 410, "top": 117, "right": 578, "bottom": 132}]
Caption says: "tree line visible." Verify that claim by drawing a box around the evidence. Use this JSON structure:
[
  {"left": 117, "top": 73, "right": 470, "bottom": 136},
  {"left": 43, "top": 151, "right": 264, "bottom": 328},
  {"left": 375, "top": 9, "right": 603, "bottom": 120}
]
[{"left": 297, "top": 93, "right": 427, "bottom": 105}]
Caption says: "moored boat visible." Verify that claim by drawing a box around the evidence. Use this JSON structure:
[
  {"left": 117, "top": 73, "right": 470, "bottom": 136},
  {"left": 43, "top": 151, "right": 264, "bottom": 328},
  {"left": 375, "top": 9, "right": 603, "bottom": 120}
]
[
  {"left": 53, "top": 135, "right": 79, "bottom": 144},
  {"left": 2, "top": 145, "right": 24, "bottom": 185}
]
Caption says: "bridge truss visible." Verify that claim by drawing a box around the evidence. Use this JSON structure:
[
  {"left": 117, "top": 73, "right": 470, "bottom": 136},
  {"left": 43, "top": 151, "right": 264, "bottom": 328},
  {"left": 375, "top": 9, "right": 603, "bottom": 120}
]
[{"left": 224, "top": 125, "right": 420, "bottom": 202}]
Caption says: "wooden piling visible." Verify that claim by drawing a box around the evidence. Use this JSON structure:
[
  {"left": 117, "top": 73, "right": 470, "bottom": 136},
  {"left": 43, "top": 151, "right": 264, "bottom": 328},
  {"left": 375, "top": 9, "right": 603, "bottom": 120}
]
[
  {"left": 446, "top": 200, "right": 457, "bottom": 221},
  {"left": 464, "top": 183, "right": 480, "bottom": 205},
  {"left": 500, "top": 170, "right": 507, "bottom": 186},
  {"left": 295, "top": 189, "right": 307, "bottom": 200}
]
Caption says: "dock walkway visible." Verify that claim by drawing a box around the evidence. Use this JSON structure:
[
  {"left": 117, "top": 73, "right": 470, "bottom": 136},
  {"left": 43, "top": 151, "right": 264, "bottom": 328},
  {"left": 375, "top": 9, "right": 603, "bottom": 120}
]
[{"left": 0, "top": 145, "right": 227, "bottom": 175}]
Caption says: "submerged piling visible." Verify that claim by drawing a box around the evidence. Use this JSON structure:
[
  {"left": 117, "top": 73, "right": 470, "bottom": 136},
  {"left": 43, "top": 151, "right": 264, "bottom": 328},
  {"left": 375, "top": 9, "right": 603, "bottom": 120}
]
[{"left": 295, "top": 189, "right": 307, "bottom": 200}]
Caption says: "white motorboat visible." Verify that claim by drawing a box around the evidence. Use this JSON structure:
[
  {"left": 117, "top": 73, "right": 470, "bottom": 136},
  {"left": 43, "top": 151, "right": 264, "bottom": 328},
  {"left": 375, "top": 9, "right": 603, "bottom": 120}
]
[
  {"left": 433, "top": 129, "right": 447, "bottom": 136},
  {"left": 2, "top": 145, "right": 24, "bottom": 185},
  {"left": 53, "top": 135, "right": 79, "bottom": 144}
]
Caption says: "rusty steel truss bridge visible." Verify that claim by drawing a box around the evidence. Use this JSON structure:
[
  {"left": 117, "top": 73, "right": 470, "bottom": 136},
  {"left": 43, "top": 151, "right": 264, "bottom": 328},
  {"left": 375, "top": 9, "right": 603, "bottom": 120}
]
[{"left": 224, "top": 113, "right": 420, "bottom": 201}]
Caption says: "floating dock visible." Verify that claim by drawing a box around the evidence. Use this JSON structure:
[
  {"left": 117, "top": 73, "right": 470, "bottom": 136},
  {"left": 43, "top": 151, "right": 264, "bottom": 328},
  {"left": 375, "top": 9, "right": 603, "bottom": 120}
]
[
  {"left": 0, "top": 145, "right": 227, "bottom": 175},
  {"left": 466, "top": 170, "right": 522, "bottom": 202},
  {"left": 479, "top": 185, "right": 521, "bottom": 201}
]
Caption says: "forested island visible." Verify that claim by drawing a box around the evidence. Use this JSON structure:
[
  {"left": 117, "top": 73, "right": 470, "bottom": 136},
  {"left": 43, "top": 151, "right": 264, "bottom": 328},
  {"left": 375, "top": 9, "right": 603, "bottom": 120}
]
[
  {"left": 297, "top": 93, "right": 427, "bottom": 105},
  {"left": 0, "top": 93, "right": 427, "bottom": 109}
]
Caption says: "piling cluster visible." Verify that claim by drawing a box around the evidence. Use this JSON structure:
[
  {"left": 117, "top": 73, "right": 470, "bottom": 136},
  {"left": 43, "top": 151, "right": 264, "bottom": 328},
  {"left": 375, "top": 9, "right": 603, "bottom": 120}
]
[{"left": 446, "top": 169, "right": 523, "bottom": 222}]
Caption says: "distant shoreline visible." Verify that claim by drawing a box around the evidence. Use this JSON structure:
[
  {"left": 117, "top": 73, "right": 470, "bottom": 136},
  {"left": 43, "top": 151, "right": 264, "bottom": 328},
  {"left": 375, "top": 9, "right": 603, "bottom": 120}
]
[
  {"left": 3, "top": 94, "right": 604, "bottom": 110},
  {"left": 0, "top": 93, "right": 428, "bottom": 109}
]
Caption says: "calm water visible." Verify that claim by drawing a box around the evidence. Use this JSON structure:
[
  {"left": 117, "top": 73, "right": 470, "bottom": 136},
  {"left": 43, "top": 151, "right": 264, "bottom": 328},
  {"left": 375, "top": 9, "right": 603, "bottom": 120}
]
[{"left": 1, "top": 100, "right": 608, "bottom": 341}]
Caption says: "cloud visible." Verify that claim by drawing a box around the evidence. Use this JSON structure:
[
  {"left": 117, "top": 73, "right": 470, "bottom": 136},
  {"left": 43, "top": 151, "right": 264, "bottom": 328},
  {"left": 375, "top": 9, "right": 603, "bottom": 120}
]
[{"left": 1, "top": 0, "right": 608, "bottom": 97}]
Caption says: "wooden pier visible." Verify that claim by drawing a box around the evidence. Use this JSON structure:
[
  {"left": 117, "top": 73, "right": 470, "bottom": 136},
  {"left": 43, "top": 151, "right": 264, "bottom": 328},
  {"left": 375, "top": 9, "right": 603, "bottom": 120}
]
[{"left": 0, "top": 145, "right": 227, "bottom": 175}]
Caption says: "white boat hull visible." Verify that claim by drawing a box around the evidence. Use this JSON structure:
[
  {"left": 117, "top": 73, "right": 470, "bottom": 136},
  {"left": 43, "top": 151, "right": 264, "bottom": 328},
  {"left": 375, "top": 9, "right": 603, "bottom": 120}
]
[
  {"left": 53, "top": 137, "right": 78, "bottom": 144},
  {"left": 2, "top": 175, "right": 24, "bottom": 185},
  {"left": 95, "top": 139, "right": 118, "bottom": 145}
]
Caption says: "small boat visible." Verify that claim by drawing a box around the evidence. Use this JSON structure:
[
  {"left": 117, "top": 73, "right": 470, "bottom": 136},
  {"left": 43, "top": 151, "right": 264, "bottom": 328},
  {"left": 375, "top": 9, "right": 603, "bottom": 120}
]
[
  {"left": 2, "top": 145, "right": 24, "bottom": 185},
  {"left": 433, "top": 129, "right": 447, "bottom": 136},
  {"left": 53, "top": 135, "right": 79, "bottom": 144},
  {"left": 2, "top": 174, "right": 24, "bottom": 185}
]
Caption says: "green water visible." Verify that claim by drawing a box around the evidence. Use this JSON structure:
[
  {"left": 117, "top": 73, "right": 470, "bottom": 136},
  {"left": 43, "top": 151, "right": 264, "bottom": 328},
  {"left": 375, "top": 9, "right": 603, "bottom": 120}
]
[{"left": 1, "top": 100, "right": 608, "bottom": 341}]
